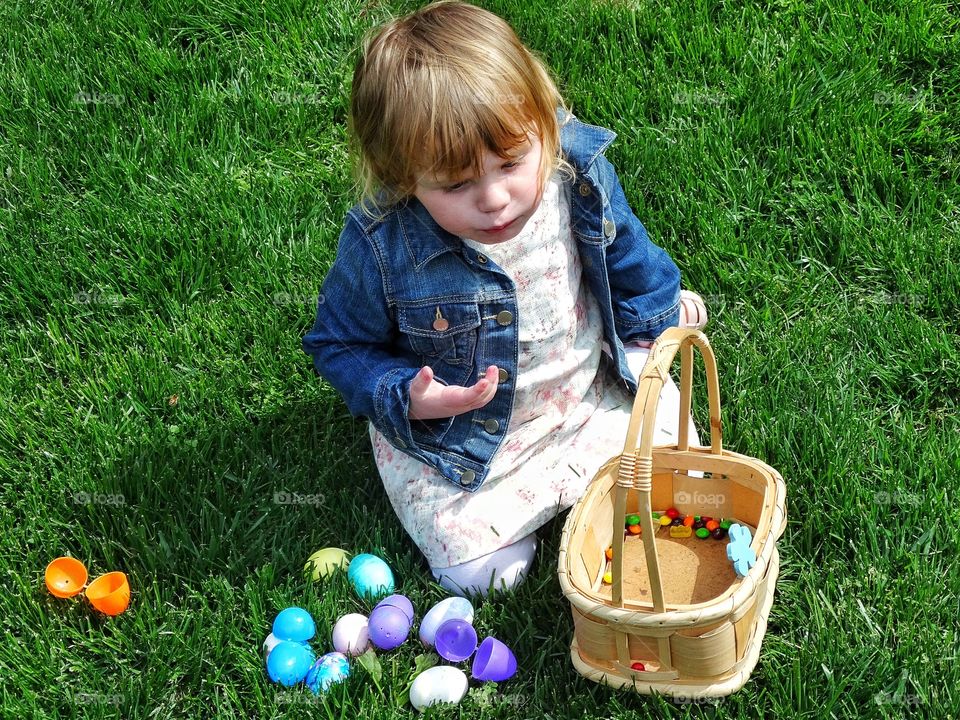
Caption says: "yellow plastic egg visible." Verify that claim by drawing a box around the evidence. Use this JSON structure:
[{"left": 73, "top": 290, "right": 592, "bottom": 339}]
[{"left": 305, "top": 548, "right": 350, "bottom": 581}]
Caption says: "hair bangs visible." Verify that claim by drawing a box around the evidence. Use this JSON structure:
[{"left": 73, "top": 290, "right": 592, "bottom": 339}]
[{"left": 412, "top": 82, "right": 540, "bottom": 187}]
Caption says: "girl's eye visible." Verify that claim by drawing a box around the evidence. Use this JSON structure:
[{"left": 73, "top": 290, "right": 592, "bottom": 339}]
[{"left": 444, "top": 181, "right": 468, "bottom": 192}]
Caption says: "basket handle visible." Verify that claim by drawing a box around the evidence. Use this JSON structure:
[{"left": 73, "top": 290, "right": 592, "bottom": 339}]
[{"left": 611, "top": 328, "right": 723, "bottom": 610}]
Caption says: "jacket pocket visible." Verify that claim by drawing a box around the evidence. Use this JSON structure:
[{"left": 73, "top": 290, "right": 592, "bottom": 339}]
[{"left": 397, "top": 301, "right": 480, "bottom": 367}]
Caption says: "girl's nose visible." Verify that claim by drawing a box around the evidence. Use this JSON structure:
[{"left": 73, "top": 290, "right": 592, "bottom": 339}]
[{"left": 476, "top": 180, "right": 509, "bottom": 214}]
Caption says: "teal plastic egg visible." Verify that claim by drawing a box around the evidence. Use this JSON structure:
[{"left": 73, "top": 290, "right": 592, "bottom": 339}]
[{"left": 347, "top": 553, "right": 395, "bottom": 599}]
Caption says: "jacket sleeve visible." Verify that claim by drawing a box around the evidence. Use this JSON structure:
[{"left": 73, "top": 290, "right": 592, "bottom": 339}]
[
  {"left": 596, "top": 152, "right": 681, "bottom": 342},
  {"left": 301, "top": 216, "right": 420, "bottom": 446}
]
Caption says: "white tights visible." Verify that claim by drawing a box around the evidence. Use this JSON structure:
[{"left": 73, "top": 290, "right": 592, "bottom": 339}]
[{"left": 431, "top": 533, "right": 538, "bottom": 598}]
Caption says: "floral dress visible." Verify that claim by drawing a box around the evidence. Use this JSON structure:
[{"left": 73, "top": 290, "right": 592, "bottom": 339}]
[{"left": 370, "top": 174, "right": 688, "bottom": 568}]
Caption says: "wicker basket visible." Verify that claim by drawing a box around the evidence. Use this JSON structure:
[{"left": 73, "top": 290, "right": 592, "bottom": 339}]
[{"left": 557, "top": 328, "right": 787, "bottom": 698}]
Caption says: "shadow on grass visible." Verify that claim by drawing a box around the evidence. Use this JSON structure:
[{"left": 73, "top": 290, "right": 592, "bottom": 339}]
[{"left": 69, "top": 400, "right": 422, "bottom": 597}]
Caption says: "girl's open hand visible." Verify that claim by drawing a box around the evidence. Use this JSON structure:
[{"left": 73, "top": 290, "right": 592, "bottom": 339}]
[{"left": 408, "top": 365, "right": 500, "bottom": 420}]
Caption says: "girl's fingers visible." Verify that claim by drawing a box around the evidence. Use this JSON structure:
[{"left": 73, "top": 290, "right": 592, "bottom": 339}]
[
  {"left": 409, "top": 366, "right": 433, "bottom": 396},
  {"left": 467, "top": 367, "right": 499, "bottom": 408}
]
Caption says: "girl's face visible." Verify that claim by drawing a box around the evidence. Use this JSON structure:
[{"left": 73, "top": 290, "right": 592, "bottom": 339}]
[{"left": 413, "top": 133, "right": 544, "bottom": 245}]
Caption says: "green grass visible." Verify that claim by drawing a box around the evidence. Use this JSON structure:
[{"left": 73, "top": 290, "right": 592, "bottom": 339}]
[{"left": 2, "top": 0, "right": 958, "bottom": 717}]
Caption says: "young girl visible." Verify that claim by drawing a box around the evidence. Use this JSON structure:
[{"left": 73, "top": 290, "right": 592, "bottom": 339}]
[{"left": 303, "top": 1, "right": 707, "bottom": 597}]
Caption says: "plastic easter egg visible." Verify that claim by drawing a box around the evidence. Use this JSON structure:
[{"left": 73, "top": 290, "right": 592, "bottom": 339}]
[
  {"left": 418, "top": 596, "right": 474, "bottom": 647},
  {"left": 306, "top": 652, "right": 350, "bottom": 694},
  {"left": 347, "top": 553, "right": 395, "bottom": 599},
  {"left": 45, "top": 557, "right": 88, "bottom": 598},
  {"left": 408, "top": 666, "right": 469, "bottom": 711},
  {"left": 332, "top": 613, "right": 371, "bottom": 656},
  {"left": 266, "top": 641, "right": 315, "bottom": 686},
  {"left": 272, "top": 607, "right": 316, "bottom": 642},
  {"left": 471, "top": 636, "right": 518, "bottom": 682},
  {"left": 374, "top": 593, "right": 415, "bottom": 624},
  {"left": 262, "top": 632, "right": 284, "bottom": 660},
  {"left": 368, "top": 604, "right": 411, "bottom": 650},
  {"left": 305, "top": 548, "right": 350, "bottom": 581},
  {"left": 434, "top": 618, "right": 478, "bottom": 662}
]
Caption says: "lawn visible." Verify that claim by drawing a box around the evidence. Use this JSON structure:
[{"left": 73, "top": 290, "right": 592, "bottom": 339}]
[{"left": 2, "top": 0, "right": 958, "bottom": 717}]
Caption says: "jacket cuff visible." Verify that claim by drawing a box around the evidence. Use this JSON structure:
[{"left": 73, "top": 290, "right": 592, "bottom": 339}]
[
  {"left": 617, "top": 298, "right": 681, "bottom": 342},
  {"left": 373, "top": 367, "right": 458, "bottom": 453},
  {"left": 373, "top": 366, "right": 420, "bottom": 451}
]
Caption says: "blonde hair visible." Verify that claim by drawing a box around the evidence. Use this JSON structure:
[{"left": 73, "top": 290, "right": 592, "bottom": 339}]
[{"left": 349, "top": 0, "right": 570, "bottom": 212}]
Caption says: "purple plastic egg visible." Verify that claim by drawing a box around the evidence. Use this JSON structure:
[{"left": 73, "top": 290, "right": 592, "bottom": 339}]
[
  {"left": 434, "top": 618, "right": 478, "bottom": 662},
  {"left": 367, "top": 604, "right": 411, "bottom": 650},
  {"left": 471, "top": 636, "right": 517, "bottom": 682},
  {"left": 374, "top": 594, "right": 414, "bottom": 624}
]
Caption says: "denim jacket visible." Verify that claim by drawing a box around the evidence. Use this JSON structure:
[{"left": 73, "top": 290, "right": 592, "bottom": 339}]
[{"left": 303, "top": 111, "right": 680, "bottom": 492}]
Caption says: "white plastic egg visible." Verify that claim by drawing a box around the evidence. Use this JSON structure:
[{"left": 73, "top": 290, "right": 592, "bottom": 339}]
[
  {"left": 332, "top": 613, "right": 371, "bottom": 656},
  {"left": 408, "top": 666, "right": 469, "bottom": 711},
  {"left": 262, "top": 632, "right": 283, "bottom": 660},
  {"left": 418, "top": 597, "right": 474, "bottom": 647}
]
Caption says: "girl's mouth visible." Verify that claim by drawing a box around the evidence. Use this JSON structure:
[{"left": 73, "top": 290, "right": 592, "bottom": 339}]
[{"left": 484, "top": 218, "right": 516, "bottom": 234}]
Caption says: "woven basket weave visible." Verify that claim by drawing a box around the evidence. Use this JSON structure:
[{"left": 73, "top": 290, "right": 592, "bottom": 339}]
[{"left": 557, "top": 328, "right": 787, "bottom": 698}]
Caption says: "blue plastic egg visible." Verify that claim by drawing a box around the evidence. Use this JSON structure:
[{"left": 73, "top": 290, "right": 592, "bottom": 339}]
[
  {"left": 266, "top": 640, "right": 315, "bottom": 686},
  {"left": 272, "top": 607, "right": 316, "bottom": 642},
  {"left": 347, "top": 554, "right": 395, "bottom": 599},
  {"left": 306, "top": 652, "right": 351, "bottom": 694}
]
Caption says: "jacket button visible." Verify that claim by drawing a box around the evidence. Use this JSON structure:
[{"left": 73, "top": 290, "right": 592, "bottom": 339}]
[
  {"left": 603, "top": 219, "right": 616, "bottom": 237},
  {"left": 476, "top": 253, "right": 488, "bottom": 264},
  {"left": 496, "top": 310, "right": 513, "bottom": 326},
  {"left": 483, "top": 418, "right": 500, "bottom": 434},
  {"left": 578, "top": 182, "right": 591, "bottom": 196},
  {"left": 498, "top": 368, "right": 509, "bottom": 383},
  {"left": 459, "top": 469, "right": 476, "bottom": 486}
]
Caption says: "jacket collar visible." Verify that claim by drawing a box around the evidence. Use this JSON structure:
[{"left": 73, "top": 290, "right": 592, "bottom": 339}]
[
  {"left": 558, "top": 109, "right": 617, "bottom": 170},
  {"left": 356, "top": 111, "right": 617, "bottom": 269}
]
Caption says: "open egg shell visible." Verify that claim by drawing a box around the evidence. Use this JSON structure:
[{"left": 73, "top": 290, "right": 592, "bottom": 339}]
[
  {"left": 272, "top": 607, "right": 316, "bottom": 642},
  {"left": 45, "top": 557, "right": 88, "bottom": 598},
  {"left": 409, "top": 666, "right": 469, "bottom": 711},
  {"left": 418, "top": 596, "right": 474, "bottom": 647},
  {"left": 347, "top": 553, "right": 395, "bottom": 599},
  {"left": 332, "top": 613, "right": 371, "bottom": 656}
]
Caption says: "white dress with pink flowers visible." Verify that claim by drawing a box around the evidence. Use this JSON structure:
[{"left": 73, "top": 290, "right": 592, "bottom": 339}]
[{"left": 369, "top": 174, "right": 693, "bottom": 568}]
